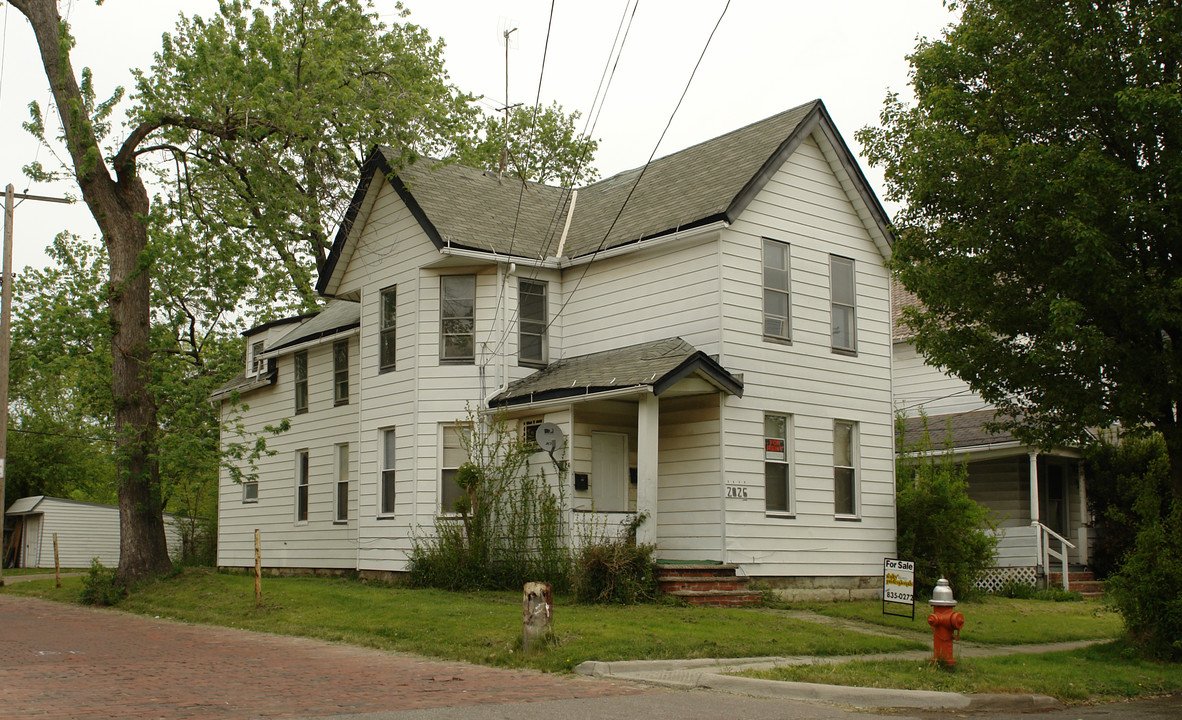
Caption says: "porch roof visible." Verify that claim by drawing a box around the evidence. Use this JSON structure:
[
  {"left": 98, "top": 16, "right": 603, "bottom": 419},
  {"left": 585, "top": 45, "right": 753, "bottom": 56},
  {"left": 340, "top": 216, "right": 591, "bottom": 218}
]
[
  {"left": 490, "top": 337, "right": 743, "bottom": 408},
  {"left": 899, "top": 409, "right": 1021, "bottom": 450}
]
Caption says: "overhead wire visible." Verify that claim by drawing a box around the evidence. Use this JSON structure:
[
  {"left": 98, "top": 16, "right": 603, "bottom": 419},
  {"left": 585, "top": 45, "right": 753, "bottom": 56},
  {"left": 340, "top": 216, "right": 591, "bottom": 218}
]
[{"left": 544, "top": 0, "right": 732, "bottom": 336}]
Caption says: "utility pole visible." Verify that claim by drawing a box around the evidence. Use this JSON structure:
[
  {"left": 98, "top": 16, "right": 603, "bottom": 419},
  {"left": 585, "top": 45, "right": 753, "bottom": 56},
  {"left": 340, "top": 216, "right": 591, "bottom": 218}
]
[{"left": 0, "top": 184, "right": 70, "bottom": 585}]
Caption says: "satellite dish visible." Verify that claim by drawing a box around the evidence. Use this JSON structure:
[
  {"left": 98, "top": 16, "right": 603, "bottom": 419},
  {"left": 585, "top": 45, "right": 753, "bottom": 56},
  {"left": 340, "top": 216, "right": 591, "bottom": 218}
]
[{"left": 535, "top": 423, "right": 563, "bottom": 453}]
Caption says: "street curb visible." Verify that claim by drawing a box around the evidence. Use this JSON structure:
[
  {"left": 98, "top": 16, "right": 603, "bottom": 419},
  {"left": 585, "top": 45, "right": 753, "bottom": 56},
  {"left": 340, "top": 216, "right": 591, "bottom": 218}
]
[{"left": 574, "top": 661, "right": 1063, "bottom": 711}]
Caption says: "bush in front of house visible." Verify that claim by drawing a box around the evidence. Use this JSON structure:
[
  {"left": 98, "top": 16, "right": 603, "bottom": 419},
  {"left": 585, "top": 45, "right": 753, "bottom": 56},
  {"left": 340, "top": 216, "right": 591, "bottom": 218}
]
[
  {"left": 1100, "top": 434, "right": 1182, "bottom": 661},
  {"left": 572, "top": 514, "right": 659, "bottom": 604},
  {"left": 895, "top": 414, "right": 999, "bottom": 598}
]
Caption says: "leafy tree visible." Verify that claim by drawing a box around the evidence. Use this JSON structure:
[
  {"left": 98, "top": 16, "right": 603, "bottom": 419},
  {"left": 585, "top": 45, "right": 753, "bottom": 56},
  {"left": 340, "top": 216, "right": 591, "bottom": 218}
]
[
  {"left": 133, "top": 0, "right": 477, "bottom": 306},
  {"left": 858, "top": 1, "right": 1182, "bottom": 498},
  {"left": 895, "top": 415, "right": 998, "bottom": 597},
  {"left": 456, "top": 102, "right": 599, "bottom": 187}
]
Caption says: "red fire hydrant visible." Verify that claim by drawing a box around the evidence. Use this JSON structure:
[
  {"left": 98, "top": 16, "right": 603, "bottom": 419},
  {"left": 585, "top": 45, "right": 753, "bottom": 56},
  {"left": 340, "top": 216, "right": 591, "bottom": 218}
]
[{"left": 927, "top": 578, "right": 965, "bottom": 667}]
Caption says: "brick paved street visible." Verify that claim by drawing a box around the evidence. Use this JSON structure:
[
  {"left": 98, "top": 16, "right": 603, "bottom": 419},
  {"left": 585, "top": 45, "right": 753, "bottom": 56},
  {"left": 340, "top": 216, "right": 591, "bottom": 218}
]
[{"left": 0, "top": 595, "right": 648, "bottom": 719}]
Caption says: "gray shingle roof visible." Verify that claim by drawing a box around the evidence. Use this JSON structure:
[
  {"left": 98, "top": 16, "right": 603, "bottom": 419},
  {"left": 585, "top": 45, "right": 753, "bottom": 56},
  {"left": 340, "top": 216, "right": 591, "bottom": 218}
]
[
  {"left": 209, "top": 369, "right": 276, "bottom": 403},
  {"left": 899, "top": 409, "right": 1020, "bottom": 451},
  {"left": 491, "top": 337, "right": 742, "bottom": 407},
  {"left": 387, "top": 102, "right": 818, "bottom": 261},
  {"left": 267, "top": 300, "right": 360, "bottom": 353}
]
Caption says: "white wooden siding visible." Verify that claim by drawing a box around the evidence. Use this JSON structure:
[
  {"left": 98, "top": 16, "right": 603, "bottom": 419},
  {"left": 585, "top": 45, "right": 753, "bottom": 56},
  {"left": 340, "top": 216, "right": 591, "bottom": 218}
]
[{"left": 893, "top": 342, "right": 987, "bottom": 415}]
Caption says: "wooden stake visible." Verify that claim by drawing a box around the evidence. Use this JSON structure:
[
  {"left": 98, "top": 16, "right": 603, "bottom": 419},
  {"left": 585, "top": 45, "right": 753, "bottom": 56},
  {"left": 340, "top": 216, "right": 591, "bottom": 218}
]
[
  {"left": 53, "top": 532, "right": 60, "bottom": 588},
  {"left": 254, "top": 529, "right": 262, "bottom": 606}
]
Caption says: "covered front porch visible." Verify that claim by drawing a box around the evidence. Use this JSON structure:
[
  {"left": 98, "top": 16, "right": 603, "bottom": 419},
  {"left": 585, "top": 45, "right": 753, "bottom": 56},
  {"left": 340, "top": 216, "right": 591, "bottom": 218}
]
[
  {"left": 901, "top": 411, "right": 1090, "bottom": 590},
  {"left": 491, "top": 337, "right": 743, "bottom": 559}
]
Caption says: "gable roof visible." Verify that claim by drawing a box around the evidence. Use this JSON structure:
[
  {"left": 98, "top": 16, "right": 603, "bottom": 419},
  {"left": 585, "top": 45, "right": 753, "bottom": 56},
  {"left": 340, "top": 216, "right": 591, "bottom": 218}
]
[
  {"left": 266, "top": 300, "right": 360, "bottom": 354},
  {"left": 490, "top": 337, "right": 743, "bottom": 407},
  {"left": 319, "top": 99, "right": 894, "bottom": 296}
]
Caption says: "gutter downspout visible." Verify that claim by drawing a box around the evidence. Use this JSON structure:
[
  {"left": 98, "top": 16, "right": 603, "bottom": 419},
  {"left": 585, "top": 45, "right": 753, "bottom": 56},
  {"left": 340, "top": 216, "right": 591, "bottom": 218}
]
[{"left": 483, "top": 261, "right": 514, "bottom": 408}]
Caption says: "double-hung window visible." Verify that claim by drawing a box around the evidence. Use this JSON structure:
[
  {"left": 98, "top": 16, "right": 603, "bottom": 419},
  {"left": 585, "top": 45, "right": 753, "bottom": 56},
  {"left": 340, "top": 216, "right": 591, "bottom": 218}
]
[
  {"left": 380, "top": 428, "right": 397, "bottom": 516},
  {"left": 519, "top": 279, "right": 548, "bottom": 366},
  {"left": 830, "top": 255, "right": 856, "bottom": 352},
  {"left": 295, "top": 449, "right": 309, "bottom": 522},
  {"left": 440, "top": 425, "right": 469, "bottom": 513},
  {"left": 333, "top": 340, "right": 349, "bottom": 405},
  {"left": 763, "top": 238, "right": 791, "bottom": 341},
  {"left": 294, "top": 350, "right": 308, "bottom": 414},
  {"left": 379, "top": 285, "right": 397, "bottom": 372},
  {"left": 764, "top": 414, "right": 791, "bottom": 514},
  {"left": 334, "top": 443, "right": 349, "bottom": 523},
  {"left": 440, "top": 275, "right": 476, "bottom": 362},
  {"left": 834, "top": 421, "right": 858, "bottom": 516}
]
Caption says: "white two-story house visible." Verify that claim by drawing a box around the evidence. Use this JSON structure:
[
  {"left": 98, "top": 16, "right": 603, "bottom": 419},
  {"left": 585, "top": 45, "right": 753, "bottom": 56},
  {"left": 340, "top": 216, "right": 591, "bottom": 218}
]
[{"left": 215, "top": 100, "right": 899, "bottom": 597}]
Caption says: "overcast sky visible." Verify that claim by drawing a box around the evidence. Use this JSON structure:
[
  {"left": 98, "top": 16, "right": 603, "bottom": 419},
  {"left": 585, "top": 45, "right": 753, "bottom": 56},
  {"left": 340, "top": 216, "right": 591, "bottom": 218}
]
[{"left": 0, "top": 0, "right": 957, "bottom": 274}]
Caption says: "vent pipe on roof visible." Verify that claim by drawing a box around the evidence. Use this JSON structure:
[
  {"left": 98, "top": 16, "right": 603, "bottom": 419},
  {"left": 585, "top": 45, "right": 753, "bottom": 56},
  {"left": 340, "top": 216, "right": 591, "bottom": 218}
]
[{"left": 555, "top": 189, "right": 577, "bottom": 259}]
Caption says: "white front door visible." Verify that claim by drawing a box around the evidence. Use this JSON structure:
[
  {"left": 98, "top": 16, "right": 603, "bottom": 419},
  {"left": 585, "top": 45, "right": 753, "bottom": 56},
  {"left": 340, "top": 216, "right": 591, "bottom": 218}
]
[{"left": 591, "top": 432, "right": 628, "bottom": 512}]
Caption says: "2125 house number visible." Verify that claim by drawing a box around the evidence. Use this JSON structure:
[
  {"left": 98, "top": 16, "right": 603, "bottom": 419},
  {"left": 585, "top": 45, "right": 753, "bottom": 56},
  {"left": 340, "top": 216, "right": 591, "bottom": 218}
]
[{"left": 726, "top": 486, "right": 748, "bottom": 499}]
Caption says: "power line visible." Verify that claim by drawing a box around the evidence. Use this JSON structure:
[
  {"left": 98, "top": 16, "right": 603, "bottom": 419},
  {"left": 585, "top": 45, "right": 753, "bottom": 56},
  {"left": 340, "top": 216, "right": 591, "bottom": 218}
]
[{"left": 547, "top": 0, "right": 731, "bottom": 335}]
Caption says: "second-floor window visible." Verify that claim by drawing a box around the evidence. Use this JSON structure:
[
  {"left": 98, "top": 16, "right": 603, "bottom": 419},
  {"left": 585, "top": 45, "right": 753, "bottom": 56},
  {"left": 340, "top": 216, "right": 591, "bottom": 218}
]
[
  {"left": 763, "top": 238, "right": 790, "bottom": 341},
  {"left": 294, "top": 350, "right": 308, "bottom": 414},
  {"left": 441, "top": 275, "right": 476, "bottom": 362},
  {"left": 519, "top": 279, "right": 548, "bottom": 366},
  {"left": 333, "top": 340, "right": 349, "bottom": 405},
  {"left": 250, "top": 340, "right": 266, "bottom": 375},
  {"left": 831, "top": 255, "right": 856, "bottom": 352},
  {"left": 379, "top": 285, "right": 396, "bottom": 372}
]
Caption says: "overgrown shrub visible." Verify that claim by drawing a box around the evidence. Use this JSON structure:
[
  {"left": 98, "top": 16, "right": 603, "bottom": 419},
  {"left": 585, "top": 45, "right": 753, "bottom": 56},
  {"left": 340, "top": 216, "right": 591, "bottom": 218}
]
[
  {"left": 572, "top": 515, "right": 658, "bottom": 604},
  {"left": 1084, "top": 432, "right": 1175, "bottom": 579},
  {"left": 895, "top": 414, "right": 998, "bottom": 597},
  {"left": 408, "top": 412, "right": 572, "bottom": 592},
  {"left": 1102, "top": 434, "right": 1182, "bottom": 660},
  {"left": 78, "top": 559, "right": 125, "bottom": 606}
]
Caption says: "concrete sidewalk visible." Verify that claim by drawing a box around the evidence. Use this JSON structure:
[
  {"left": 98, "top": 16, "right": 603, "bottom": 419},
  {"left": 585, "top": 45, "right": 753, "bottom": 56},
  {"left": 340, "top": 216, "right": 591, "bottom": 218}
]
[{"left": 575, "top": 620, "right": 1105, "bottom": 712}]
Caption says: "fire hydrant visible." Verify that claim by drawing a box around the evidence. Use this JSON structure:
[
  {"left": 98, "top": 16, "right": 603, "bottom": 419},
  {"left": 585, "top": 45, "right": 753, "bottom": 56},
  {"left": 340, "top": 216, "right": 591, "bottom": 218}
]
[{"left": 927, "top": 578, "right": 965, "bottom": 667}]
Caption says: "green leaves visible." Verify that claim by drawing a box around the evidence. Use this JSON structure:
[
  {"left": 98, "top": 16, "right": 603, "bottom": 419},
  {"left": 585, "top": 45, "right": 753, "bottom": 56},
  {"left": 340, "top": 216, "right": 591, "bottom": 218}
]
[{"left": 860, "top": 1, "right": 1182, "bottom": 471}]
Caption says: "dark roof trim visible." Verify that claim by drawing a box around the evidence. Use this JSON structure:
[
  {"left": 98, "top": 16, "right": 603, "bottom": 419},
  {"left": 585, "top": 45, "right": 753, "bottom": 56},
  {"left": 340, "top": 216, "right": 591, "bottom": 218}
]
[
  {"left": 812, "top": 104, "right": 895, "bottom": 246},
  {"left": 726, "top": 100, "right": 823, "bottom": 222},
  {"left": 265, "top": 321, "right": 360, "bottom": 355},
  {"left": 566, "top": 213, "right": 730, "bottom": 261},
  {"left": 317, "top": 148, "right": 447, "bottom": 296},
  {"left": 495, "top": 384, "right": 646, "bottom": 408},
  {"left": 652, "top": 352, "right": 744, "bottom": 398},
  {"left": 244, "top": 310, "right": 318, "bottom": 337}
]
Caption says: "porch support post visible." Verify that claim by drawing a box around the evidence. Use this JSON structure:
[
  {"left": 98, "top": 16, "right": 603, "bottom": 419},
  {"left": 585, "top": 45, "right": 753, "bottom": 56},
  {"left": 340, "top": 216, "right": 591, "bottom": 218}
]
[
  {"left": 1029, "top": 451, "right": 1041, "bottom": 570},
  {"left": 1077, "top": 463, "right": 1088, "bottom": 565},
  {"left": 636, "top": 392, "right": 659, "bottom": 546}
]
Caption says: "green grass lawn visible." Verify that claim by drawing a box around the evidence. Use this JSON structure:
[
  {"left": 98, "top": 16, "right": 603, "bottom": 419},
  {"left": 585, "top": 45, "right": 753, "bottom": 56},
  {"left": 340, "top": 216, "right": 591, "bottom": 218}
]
[
  {"left": 738, "top": 642, "right": 1182, "bottom": 704},
  {"left": 783, "top": 595, "right": 1122, "bottom": 645},
  {"left": 1, "top": 570, "right": 925, "bottom": 673},
  {"left": 1, "top": 567, "right": 87, "bottom": 576}
]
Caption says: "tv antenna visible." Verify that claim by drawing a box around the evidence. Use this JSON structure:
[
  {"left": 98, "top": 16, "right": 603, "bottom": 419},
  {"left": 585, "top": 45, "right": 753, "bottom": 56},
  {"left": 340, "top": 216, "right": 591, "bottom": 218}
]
[{"left": 497, "top": 18, "right": 521, "bottom": 178}]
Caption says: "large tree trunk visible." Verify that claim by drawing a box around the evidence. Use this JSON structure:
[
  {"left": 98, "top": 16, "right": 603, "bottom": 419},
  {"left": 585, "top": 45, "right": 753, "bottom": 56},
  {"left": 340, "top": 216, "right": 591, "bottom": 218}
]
[{"left": 14, "top": 0, "right": 172, "bottom": 583}]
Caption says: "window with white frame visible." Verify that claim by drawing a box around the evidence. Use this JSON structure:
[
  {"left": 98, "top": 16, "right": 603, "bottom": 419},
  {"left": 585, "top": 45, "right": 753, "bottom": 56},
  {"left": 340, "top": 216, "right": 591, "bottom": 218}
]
[
  {"left": 519, "top": 279, "right": 548, "bottom": 366},
  {"left": 335, "top": 443, "right": 349, "bottom": 522},
  {"left": 250, "top": 340, "right": 266, "bottom": 375},
  {"left": 763, "top": 238, "right": 791, "bottom": 340},
  {"left": 834, "top": 421, "right": 858, "bottom": 516},
  {"left": 380, "top": 428, "right": 396, "bottom": 516},
  {"left": 520, "top": 417, "right": 544, "bottom": 450},
  {"left": 764, "top": 413, "right": 791, "bottom": 513},
  {"left": 379, "top": 285, "right": 397, "bottom": 372},
  {"left": 440, "top": 425, "right": 469, "bottom": 513},
  {"left": 295, "top": 449, "right": 309, "bottom": 522},
  {"left": 294, "top": 350, "right": 308, "bottom": 414},
  {"left": 333, "top": 340, "right": 349, "bottom": 405},
  {"left": 243, "top": 477, "right": 258, "bottom": 503},
  {"left": 830, "top": 255, "right": 856, "bottom": 352},
  {"left": 440, "top": 275, "right": 476, "bottom": 362}
]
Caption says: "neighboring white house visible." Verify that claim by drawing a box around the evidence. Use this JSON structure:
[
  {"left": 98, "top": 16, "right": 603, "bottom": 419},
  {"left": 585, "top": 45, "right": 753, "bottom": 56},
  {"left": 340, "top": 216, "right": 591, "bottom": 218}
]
[
  {"left": 215, "top": 100, "right": 899, "bottom": 597},
  {"left": 4, "top": 496, "right": 182, "bottom": 569},
  {"left": 891, "top": 281, "right": 1091, "bottom": 588}
]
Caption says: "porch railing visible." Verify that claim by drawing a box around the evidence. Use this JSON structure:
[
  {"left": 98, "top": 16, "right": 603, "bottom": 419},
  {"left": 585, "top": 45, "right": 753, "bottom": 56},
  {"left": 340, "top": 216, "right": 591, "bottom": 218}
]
[{"left": 1032, "top": 521, "right": 1076, "bottom": 590}]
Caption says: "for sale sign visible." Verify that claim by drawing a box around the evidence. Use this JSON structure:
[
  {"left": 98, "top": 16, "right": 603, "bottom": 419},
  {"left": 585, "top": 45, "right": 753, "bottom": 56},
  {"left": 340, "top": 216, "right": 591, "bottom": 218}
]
[{"left": 883, "top": 559, "right": 915, "bottom": 619}]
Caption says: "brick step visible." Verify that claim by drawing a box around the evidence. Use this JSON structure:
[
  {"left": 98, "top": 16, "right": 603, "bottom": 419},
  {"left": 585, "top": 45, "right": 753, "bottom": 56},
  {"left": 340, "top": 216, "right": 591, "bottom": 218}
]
[
  {"left": 1048, "top": 571, "right": 1097, "bottom": 583},
  {"left": 657, "top": 577, "right": 750, "bottom": 593},
  {"left": 655, "top": 563, "right": 741, "bottom": 579},
  {"left": 665, "top": 589, "right": 764, "bottom": 607}
]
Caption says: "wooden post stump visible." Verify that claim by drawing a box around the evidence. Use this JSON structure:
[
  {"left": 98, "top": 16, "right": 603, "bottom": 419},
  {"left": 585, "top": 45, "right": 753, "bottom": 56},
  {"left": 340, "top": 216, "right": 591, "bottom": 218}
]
[
  {"left": 522, "top": 581, "right": 552, "bottom": 652},
  {"left": 254, "top": 529, "right": 262, "bottom": 606},
  {"left": 53, "top": 532, "right": 60, "bottom": 588}
]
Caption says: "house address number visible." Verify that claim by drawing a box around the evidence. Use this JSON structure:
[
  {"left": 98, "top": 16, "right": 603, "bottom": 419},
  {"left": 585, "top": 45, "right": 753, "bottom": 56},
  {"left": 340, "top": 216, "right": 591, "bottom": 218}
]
[{"left": 726, "top": 485, "right": 748, "bottom": 499}]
